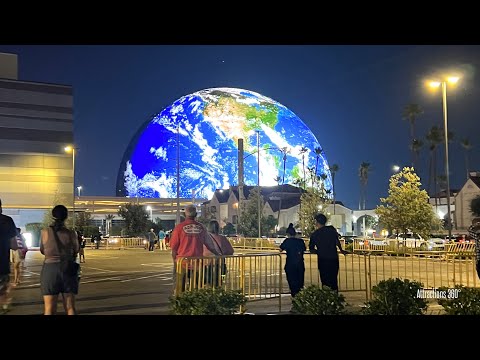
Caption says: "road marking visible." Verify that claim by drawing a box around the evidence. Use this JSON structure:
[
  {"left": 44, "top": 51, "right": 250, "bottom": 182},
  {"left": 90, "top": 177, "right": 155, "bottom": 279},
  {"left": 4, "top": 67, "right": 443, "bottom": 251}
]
[
  {"left": 120, "top": 274, "right": 165, "bottom": 282},
  {"left": 81, "top": 277, "right": 122, "bottom": 284},
  {"left": 81, "top": 266, "right": 117, "bottom": 273},
  {"left": 23, "top": 270, "right": 40, "bottom": 276},
  {"left": 140, "top": 263, "right": 174, "bottom": 267},
  {"left": 83, "top": 255, "right": 120, "bottom": 259}
]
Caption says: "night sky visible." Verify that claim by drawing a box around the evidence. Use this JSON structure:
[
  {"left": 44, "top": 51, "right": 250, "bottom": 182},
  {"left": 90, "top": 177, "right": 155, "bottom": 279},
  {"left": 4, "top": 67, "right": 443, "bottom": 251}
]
[{"left": 1, "top": 45, "right": 479, "bottom": 210}]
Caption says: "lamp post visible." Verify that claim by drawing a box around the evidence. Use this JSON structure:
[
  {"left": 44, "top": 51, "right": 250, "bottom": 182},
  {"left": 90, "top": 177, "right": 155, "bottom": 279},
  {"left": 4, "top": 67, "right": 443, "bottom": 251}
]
[
  {"left": 257, "top": 130, "right": 261, "bottom": 238},
  {"left": 428, "top": 76, "right": 460, "bottom": 242},
  {"left": 64, "top": 146, "right": 76, "bottom": 230},
  {"left": 146, "top": 206, "right": 153, "bottom": 221},
  {"left": 77, "top": 186, "right": 82, "bottom": 198}
]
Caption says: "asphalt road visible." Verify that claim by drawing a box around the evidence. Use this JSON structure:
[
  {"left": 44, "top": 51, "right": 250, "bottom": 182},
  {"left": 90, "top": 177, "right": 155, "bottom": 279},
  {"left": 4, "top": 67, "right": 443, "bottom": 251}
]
[{"left": 7, "top": 248, "right": 176, "bottom": 315}]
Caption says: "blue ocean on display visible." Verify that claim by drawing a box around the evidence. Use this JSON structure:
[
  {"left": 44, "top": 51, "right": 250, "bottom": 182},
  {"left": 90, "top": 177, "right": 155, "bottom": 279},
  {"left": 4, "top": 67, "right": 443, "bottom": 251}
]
[{"left": 121, "top": 87, "right": 332, "bottom": 199}]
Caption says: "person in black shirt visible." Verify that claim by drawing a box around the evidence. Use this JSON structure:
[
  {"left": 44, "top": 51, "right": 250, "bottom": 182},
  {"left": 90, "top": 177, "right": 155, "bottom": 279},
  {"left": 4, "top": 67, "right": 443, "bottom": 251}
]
[
  {"left": 309, "top": 214, "right": 347, "bottom": 291},
  {"left": 0, "top": 198, "right": 18, "bottom": 311},
  {"left": 280, "top": 223, "right": 306, "bottom": 297}
]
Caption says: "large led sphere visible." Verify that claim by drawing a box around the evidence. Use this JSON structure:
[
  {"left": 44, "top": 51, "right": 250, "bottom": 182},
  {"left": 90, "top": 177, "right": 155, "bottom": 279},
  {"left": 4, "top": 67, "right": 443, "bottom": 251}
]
[{"left": 117, "top": 88, "right": 332, "bottom": 199}]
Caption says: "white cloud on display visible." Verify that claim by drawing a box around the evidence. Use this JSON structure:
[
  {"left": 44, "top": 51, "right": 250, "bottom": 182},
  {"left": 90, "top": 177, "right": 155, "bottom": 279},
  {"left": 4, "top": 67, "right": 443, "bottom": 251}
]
[{"left": 149, "top": 147, "right": 167, "bottom": 160}]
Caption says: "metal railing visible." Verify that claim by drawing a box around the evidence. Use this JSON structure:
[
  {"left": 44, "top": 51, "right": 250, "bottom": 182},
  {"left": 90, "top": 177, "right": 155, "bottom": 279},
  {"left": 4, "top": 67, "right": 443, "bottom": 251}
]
[
  {"left": 174, "top": 247, "right": 479, "bottom": 311},
  {"left": 175, "top": 253, "right": 283, "bottom": 312}
]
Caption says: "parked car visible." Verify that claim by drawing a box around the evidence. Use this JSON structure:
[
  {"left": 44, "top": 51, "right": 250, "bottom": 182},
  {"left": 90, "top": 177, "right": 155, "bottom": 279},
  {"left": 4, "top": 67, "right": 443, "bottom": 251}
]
[{"left": 387, "top": 233, "right": 447, "bottom": 250}]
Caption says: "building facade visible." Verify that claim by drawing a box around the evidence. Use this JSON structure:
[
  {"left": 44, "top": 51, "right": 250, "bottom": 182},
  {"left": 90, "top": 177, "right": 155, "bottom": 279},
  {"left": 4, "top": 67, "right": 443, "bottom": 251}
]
[
  {"left": 454, "top": 172, "right": 480, "bottom": 230},
  {"left": 0, "top": 52, "right": 74, "bottom": 229}
]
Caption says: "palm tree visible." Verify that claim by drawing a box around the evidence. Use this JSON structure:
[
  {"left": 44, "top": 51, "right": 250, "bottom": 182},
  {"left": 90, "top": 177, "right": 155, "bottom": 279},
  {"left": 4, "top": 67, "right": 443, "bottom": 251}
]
[
  {"left": 409, "top": 139, "right": 423, "bottom": 173},
  {"left": 299, "top": 146, "right": 308, "bottom": 190},
  {"left": 329, "top": 164, "right": 339, "bottom": 214},
  {"left": 280, "top": 147, "right": 289, "bottom": 184},
  {"left": 426, "top": 126, "right": 442, "bottom": 211},
  {"left": 358, "top": 162, "right": 371, "bottom": 210},
  {"left": 460, "top": 138, "right": 473, "bottom": 180},
  {"left": 105, "top": 214, "right": 115, "bottom": 235},
  {"left": 314, "top": 147, "right": 323, "bottom": 184},
  {"left": 273, "top": 176, "right": 281, "bottom": 185},
  {"left": 402, "top": 104, "right": 423, "bottom": 166}
]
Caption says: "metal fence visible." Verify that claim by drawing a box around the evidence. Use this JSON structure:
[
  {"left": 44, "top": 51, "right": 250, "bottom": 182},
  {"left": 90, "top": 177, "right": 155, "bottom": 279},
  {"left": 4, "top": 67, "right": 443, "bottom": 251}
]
[{"left": 175, "top": 253, "right": 283, "bottom": 311}]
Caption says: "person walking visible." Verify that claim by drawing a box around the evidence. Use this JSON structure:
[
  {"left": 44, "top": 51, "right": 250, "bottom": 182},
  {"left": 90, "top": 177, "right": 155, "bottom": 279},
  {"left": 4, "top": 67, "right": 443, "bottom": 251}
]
[
  {"left": 309, "top": 214, "right": 347, "bottom": 292},
  {"left": 77, "top": 231, "right": 86, "bottom": 263},
  {"left": 170, "top": 205, "right": 221, "bottom": 291},
  {"left": 204, "top": 220, "right": 234, "bottom": 286},
  {"left": 147, "top": 228, "right": 157, "bottom": 251},
  {"left": 40, "top": 205, "right": 79, "bottom": 315},
  {"left": 11, "top": 228, "right": 27, "bottom": 287},
  {"left": 0, "top": 198, "right": 18, "bottom": 313},
  {"left": 279, "top": 223, "right": 306, "bottom": 298},
  {"left": 157, "top": 229, "right": 166, "bottom": 250}
]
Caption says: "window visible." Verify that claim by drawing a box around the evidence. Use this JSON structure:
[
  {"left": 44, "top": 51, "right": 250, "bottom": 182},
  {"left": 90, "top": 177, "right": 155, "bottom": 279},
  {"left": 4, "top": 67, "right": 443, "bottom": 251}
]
[{"left": 210, "top": 206, "right": 216, "bottom": 213}]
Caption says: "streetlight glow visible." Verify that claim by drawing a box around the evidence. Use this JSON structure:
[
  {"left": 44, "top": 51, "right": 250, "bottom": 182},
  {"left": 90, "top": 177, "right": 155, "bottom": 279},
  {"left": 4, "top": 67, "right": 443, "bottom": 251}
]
[
  {"left": 64, "top": 146, "right": 73, "bottom": 153},
  {"left": 428, "top": 81, "right": 441, "bottom": 88},
  {"left": 393, "top": 165, "right": 400, "bottom": 172},
  {"left": 77, "top": 186, "right": 82, "bottom": 197},
  {"left": 447, "top": 76, "right": 459, "bottom": 84},
  {"left": 146, "top": 206, "right": 153, "bottom": 220}
]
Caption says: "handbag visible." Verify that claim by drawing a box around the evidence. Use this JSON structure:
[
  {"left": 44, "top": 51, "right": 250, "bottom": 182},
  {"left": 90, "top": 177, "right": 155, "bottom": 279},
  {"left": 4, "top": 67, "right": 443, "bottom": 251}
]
[{"left": 50, "top": 226, "right": 80, "bottom": 277}]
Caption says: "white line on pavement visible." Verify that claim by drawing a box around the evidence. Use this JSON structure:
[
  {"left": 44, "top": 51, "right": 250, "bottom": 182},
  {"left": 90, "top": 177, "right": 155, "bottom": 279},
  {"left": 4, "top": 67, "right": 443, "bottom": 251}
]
[
  {"left": 120, "top": 274, "right": 165, "bottom": 282},
  {"left": 81, "top": 266, "right": 117, "bottom": 273},
  {"left": 81, "top": 277, "right": 122, "bottom": 284}
]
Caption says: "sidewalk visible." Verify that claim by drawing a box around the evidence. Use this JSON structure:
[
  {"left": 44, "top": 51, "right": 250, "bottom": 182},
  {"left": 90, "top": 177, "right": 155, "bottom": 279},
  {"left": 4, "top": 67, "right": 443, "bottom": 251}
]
[{"left": 244, "top": 291, "right": 446, "bottom": 315}]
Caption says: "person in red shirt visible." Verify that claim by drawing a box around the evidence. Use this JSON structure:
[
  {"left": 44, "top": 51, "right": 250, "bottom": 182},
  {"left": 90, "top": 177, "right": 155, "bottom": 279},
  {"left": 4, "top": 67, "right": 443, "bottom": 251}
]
[{"left": 170, "top": 205, "right": 220, "bottom": 290}]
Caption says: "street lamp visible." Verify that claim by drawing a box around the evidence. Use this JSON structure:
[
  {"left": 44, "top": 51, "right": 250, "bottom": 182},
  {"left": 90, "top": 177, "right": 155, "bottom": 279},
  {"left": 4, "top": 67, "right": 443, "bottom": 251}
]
[
  {"left": 146, "top": 206, "right": 153, "bottom": 221},
  {"left": 427, "top": 75, "right": 460, "bottom": 242},
  {"left": 64, "top": 146, "right": 76, "bottom": 229},
  {"left": 77, "top": 186, "right": 82, "bottom": 197},
  {"left": 256, "top": 130, "right": 261, "bottom": 238}
]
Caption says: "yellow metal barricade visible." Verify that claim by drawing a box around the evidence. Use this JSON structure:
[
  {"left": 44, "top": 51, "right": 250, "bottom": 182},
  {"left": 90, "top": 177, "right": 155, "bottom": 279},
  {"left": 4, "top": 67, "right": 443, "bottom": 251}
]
[{"left": 175, "top": 252, "right": 283, "bottom": 311}]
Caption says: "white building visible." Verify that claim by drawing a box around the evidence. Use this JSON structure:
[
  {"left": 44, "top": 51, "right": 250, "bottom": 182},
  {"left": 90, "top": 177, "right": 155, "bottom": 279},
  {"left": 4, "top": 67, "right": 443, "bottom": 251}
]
[{"left": 454, "top": 172, "right": 480, "bottom": 230}]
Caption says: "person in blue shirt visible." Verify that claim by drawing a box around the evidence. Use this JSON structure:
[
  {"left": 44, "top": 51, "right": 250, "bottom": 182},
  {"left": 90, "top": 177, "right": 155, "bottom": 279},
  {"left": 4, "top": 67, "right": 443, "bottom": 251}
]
[
  {"left": 157, "top": 229, "right": 166, "bottom": 250},
  {"left": 280, "top": 224, "right": 306, "bottom": 297}
]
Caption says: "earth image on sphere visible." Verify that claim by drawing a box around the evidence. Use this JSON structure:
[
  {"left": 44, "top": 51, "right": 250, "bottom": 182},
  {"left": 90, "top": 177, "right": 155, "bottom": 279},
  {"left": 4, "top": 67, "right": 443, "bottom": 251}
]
[{"left": 117, "top": 87, "right": 332, "bottom": 200}]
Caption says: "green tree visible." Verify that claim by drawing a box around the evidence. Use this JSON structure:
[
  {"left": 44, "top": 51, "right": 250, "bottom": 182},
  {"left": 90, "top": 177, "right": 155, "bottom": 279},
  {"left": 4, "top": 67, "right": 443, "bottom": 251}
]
[
  {"left": 42, "top": 190, "right": 73, "bottom": 229},
  {"left": 359, "top": 162, "right": 371, "bottom": 210},
  {"left": 313, "top": 147, "right": 323, "bottom": 185},
  {"left": 402, "top": 104, "right": 423, "bottom": 166},
  {"left": 460, "top": 138, "right": 473, "bottom": 180},
  {"left": 222, "top": 222, "right": 236, "bottom": 236},
  {"left": 426, "top": 126, "right": 443, "bottom": 212},
  {"left": 76, "top": 211, "right": 92, "bottom": 231},
  {"left": 329, "top": 164, "right": 339, "bottom": 214},
  {"left": 281, "top": 147, "right": 290, "bottom": 184},
  {"left": 470, "top": 196, "right": 480, "bottom": 217},
  {"left": 105, "top": 214, "right": 115, "bottom": 235},
  {"left": 117, "top": 203, "right": 149, "bottom": 236},
  {"left": 409, "top": 139, "right": 423, "bottom": 174},
  {"left": 375, "top": 167, "right": 442, "bottom": 239},
  {"left": 237, "top": 188, "right": 272, "bottom": 237},
  {"left": 299, "top": 146, "right": 308, "bottom": 190},
  {"left": 298, "top": 188, "right": 331, "bottom": 237}
]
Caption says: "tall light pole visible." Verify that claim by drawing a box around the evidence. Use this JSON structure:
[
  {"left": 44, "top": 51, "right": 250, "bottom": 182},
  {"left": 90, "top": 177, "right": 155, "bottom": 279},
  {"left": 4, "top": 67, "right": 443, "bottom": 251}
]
[
  {"left": 64, "top": 146, "right": 76, "bottom": 230},
  {"left": 428, "top": 75, "right": 460, "bottom": 242},
  {"left": 77, "top": 186, "right": 82, "bottom": 198},
  {"left": 176, "top": 124, "right": 181, "bottom": 225},
  {"left": 257, "top": 130, "right": 261, "bottom": 238},
  {"left": 146, "top": 206, "right": 153, "bottom": 221}
]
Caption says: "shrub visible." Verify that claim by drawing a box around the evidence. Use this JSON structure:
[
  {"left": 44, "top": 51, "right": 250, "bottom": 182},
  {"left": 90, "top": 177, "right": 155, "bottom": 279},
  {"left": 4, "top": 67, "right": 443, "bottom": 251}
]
[
  {"left": 363, "top": 278, "right": 428, "bottom": 315},
  {"left": 170, "top": 288, "right": 247, "bottom": 315},
  {"left": 292, "top": 285, "right": 346, "bottom": 315},
  {"left": 345, "top": 243, "right": 353, "bottom": 253},
  {"left": 437, "top": 285, "right": 480, "bottom": 315}
]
